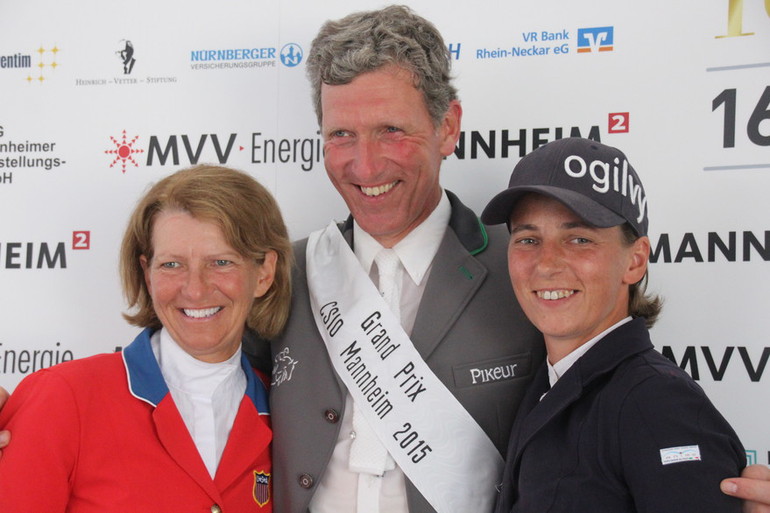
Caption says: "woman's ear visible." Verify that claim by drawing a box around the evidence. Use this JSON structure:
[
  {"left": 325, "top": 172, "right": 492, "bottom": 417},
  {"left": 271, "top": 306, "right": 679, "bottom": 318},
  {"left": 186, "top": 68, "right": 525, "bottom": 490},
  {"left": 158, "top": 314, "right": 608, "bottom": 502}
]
[
  {"left": 623, "top": 236, "right": 650, "bottom": 285},
  {"left": 253, "top": 251, "right": 278, "bottom": 298}
]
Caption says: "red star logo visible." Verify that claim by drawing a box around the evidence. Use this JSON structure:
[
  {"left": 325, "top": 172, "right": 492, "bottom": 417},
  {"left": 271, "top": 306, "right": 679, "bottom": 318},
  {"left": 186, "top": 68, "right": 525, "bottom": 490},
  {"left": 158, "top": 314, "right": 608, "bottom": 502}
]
[{"left": 104, "top": 130, "right": 144, "bottom": 173}]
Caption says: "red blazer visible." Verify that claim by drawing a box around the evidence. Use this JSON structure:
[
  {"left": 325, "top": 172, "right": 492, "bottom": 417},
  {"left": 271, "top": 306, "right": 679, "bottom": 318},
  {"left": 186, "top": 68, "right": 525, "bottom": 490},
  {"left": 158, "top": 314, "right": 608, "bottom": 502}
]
[{"left": 0, "top": 328, "right": 272, "bottom": 513}]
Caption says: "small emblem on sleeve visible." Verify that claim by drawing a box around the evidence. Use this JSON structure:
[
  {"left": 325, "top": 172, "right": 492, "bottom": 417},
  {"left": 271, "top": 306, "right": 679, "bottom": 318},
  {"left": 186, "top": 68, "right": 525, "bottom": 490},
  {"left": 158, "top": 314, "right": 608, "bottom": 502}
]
[
  {"left": 253, "top": 470, "right": 271, "bottom": 506},
  {"left": 660, "top": 445, "right": 701, "bottom": 465}
]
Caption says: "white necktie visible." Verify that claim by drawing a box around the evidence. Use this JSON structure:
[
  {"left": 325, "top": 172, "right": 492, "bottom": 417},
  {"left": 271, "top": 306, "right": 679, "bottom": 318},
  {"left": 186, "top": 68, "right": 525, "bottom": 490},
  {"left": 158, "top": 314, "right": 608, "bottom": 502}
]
[
  {"left": 375, "top": 248, "right": 402, "bottom": 321},
  {"left": 348, "top": 249, "right": 401, "bottom": 496}
]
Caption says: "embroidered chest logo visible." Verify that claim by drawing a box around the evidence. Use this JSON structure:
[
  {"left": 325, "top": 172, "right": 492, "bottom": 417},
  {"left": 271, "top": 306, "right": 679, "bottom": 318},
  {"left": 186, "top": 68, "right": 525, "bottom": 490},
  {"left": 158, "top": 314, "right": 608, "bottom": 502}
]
[
  {"left": 452, "top": 353, "right": 532, "bottom": 389},
  {"left": 271, "top": 347, "right": 298, "bottom": 387},
  {"left": 253, "top": 470, "right": 271, "bottom": 507}
]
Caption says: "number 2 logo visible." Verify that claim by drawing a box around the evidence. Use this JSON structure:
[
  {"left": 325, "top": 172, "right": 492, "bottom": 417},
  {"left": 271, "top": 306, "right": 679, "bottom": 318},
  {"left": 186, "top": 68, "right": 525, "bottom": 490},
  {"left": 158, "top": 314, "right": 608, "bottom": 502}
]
[
  {"left": 72, "top": 231, "right": 90, "bottom": 250},
  {"left": 608, "top": 112, "right": 630, "bottom": 133}
]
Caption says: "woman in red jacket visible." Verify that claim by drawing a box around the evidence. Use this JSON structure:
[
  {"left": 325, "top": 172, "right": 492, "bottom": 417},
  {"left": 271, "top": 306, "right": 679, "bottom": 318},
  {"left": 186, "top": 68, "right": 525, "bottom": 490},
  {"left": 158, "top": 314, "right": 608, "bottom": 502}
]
[{"left": 0, "top": 165, "right": 292, "bottom": 512}]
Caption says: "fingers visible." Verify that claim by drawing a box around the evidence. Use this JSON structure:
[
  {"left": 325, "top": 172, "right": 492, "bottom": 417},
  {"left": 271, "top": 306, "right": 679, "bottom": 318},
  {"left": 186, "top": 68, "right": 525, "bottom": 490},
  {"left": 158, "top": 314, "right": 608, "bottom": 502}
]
[
  {"left": 721, "top": 466, "right": 770, "bottom": 513},
  {"left": 0, "top": 386, "right": 10, "bottom": 459}
]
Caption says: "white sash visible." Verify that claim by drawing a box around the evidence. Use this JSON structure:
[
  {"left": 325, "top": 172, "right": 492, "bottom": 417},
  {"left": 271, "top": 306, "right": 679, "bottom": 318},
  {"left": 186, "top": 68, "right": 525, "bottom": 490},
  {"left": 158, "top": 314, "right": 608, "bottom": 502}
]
[{"left": 306, "top": 221, "right": 503, "bottom": 513}]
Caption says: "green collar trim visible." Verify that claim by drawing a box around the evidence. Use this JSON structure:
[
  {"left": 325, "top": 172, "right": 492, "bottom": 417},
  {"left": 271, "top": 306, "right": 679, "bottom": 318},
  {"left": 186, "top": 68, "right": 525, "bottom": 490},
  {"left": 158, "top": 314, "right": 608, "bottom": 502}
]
[{"left": 469, "top": 218, "right": 489, "bottom": 256}]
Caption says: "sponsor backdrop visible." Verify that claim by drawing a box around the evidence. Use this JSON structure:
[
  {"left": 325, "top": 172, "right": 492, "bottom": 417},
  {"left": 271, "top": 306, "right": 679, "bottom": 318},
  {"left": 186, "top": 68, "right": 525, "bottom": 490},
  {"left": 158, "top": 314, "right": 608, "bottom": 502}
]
[{"left": 1, "top": 0, "right": 769, "bottom": 463}]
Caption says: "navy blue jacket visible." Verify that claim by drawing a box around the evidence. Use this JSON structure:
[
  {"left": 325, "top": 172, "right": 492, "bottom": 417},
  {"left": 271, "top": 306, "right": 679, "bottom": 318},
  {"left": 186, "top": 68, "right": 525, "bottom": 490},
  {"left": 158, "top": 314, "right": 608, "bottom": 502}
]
[{"left": 495, "top": 317, "right": 746, "bottom": 513}]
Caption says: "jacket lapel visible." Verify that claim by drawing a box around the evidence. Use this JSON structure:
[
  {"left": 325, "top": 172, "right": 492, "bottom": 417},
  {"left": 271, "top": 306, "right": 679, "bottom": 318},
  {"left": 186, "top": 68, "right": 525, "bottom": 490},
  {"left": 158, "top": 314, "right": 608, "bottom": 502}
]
[
  {"left": 216, "top": 358, "right": 272, "bottom": 490},
  {"left": 153, "top": 397, "right": 222, "bottom": 501},
  {"left": 215, "top": 398, "right": 272, "bottom": 490},
  {"left": 513, "top": 366, "right": 584, "bottom": 457},
  {"left": 124, "top": 330, "right": 221, "bottom": 501},
  {"left": 411, "top": 229, "right": 487, "bottom": 358},
  {"left": 408, "top": 190, "right": 491, "bottom": 358}
]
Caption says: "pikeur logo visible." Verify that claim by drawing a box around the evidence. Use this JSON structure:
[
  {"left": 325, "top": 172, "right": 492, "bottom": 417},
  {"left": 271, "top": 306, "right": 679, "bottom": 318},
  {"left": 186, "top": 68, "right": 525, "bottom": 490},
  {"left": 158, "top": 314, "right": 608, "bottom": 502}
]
[
  {"left": 453, "top": 354, "right": 531, "bottom": 388},
  {"left": 470, "top": 363, "right": 519, "bottom": 384},
  {"left": 563, "top": 154, "right": 647, "bottom": 224}
]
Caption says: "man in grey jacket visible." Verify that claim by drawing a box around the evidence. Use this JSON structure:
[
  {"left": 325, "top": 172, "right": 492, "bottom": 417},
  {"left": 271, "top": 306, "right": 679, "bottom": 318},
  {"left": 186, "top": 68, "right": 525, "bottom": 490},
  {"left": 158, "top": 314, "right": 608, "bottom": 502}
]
[{"left": 267, "top": 6, "right": 543, "bottom": 513}]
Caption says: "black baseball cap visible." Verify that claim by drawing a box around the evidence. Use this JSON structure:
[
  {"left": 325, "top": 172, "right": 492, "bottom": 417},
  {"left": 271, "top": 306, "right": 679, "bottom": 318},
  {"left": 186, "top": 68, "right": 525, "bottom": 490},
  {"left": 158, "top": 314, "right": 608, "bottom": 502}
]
[{"left": 481, "top": 137, "right": 648, "bottom": 236}]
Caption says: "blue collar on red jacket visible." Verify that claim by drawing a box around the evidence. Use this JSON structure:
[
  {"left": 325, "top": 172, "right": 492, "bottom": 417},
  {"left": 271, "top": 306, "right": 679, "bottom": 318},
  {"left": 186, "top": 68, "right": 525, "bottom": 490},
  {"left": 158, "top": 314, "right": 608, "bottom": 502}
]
[{"left": 121, "top": 327, "right": 269, "bottom": 415}]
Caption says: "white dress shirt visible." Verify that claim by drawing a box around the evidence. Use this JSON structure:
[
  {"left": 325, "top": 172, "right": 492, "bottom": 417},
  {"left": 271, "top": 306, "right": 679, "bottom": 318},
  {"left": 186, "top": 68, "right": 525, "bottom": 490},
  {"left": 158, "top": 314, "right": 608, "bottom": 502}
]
[
  {"left": 150, "top": 328, "right": 246, "bottom": 478},
  {"left": 309, "top": 191, "right": 451, "bottom": 513}
]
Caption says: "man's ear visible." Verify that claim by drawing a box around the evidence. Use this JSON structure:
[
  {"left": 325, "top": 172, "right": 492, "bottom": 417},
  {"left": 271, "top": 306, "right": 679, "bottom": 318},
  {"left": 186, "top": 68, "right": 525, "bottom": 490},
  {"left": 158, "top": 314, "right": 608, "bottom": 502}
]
[{"left": 439, "top": 100, "right": 462, "bottom": 157}]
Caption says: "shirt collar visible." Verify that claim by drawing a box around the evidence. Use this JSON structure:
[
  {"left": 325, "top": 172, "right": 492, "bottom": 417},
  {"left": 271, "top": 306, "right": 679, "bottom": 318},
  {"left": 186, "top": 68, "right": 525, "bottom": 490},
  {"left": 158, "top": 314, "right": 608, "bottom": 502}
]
[
  {"left": 155, "top": 328, "right": 242, "bottom": 397},
  {"left": 547, "top": 316, "right": 633, "bottom": 388},
  {"left": 122, "top": 327, "right": 269, "bottom": 414},
  {"left": 354, "top": 189, "right": 450, "bottom": 286}
]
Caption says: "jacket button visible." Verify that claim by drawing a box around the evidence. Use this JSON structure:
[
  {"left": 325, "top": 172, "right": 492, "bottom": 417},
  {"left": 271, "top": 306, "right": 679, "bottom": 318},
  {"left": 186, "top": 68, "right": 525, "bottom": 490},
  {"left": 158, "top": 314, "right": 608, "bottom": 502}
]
[
  {"left": 211, "top": 505, "right": 222, "bottom": 513},
  {"left": 299, "top": 473, "right": 314, "bottom": 489},
  {"left": 324, "top": 409, "right": 340, "bottom": 423}
]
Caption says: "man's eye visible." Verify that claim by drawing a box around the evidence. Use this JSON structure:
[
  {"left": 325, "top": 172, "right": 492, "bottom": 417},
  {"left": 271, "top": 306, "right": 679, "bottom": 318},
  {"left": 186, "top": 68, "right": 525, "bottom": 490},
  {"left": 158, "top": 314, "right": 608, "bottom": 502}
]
[{"left": 160, "top": 262, "right": 180, "bottom": 269}]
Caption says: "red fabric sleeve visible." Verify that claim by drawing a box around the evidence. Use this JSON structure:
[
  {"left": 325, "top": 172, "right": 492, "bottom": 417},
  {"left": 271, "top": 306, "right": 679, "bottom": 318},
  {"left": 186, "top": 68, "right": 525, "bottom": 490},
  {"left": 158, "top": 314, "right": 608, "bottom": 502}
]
[{"left": 0, "top": 369, "right": 81, "bottom": 512}]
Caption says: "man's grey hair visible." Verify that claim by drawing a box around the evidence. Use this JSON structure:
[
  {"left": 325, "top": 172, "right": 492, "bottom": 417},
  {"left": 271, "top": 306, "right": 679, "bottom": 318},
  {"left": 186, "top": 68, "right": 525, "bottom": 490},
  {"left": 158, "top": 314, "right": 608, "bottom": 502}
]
[{"left": 306, "top": 5, "right": 458, "bottom": 127}]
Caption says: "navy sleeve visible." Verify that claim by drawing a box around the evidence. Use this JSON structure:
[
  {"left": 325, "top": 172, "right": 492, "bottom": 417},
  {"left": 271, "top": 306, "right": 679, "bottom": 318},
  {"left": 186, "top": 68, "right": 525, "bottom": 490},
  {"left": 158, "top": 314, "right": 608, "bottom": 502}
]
[{"left": 617, "top": 371, "right": 746, "bottom": 513}]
